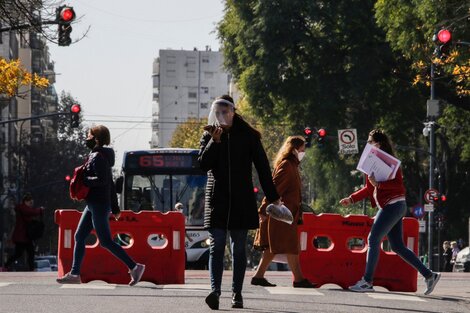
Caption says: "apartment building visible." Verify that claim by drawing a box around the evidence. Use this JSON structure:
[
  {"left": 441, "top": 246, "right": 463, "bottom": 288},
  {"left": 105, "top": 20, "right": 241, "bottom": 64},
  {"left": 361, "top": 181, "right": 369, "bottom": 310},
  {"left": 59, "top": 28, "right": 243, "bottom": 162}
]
[{"left": 151, "top": 47, "right": 236, "bottom": 148}]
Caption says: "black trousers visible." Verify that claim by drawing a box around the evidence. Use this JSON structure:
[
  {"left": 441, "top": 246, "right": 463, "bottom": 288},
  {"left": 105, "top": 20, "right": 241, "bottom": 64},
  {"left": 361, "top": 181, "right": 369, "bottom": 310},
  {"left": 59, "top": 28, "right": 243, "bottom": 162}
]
[{"left": 5, "top": 242, "right": 35, "bottom": 271}]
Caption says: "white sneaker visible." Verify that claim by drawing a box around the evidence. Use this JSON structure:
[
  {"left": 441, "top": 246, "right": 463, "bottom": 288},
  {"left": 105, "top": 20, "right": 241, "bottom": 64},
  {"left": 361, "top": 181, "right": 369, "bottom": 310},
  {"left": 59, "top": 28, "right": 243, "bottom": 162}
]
[
  {"left": 424, "top": 272, "right": 441, "bottom": 295},
  {"left": 349, "top": 278, "right": 375, "bottom": 292}
]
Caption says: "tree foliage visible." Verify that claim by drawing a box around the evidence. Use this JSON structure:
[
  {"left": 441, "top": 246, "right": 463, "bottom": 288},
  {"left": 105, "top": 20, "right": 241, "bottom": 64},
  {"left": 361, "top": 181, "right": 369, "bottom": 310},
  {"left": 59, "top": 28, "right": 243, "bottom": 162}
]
[
  {"left": 0, "top": 58, "right": 49, "bottom": 97},
  {"left": 19, "top": 91, "right": 89, "bottom": 254},
  {"left": 169, "top": 118, "right": 207, "bottom": 149},
  {"left": 217, "top": 0, "right": 470, "bottom": 241}
]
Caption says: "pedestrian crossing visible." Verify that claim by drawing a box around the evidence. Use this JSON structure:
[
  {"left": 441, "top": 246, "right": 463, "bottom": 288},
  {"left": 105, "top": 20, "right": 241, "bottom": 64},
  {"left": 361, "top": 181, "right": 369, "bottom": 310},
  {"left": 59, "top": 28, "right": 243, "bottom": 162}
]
[{"left": 0, "top": 281, "right": 428, "bottom": 302}]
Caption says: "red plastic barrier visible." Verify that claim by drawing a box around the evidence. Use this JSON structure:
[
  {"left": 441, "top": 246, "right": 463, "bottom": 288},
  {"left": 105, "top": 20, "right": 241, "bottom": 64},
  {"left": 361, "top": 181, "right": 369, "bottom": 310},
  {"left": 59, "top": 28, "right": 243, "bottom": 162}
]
[
  {"left": 298, "top": 213, "right": 419, "bottom": 292},
  {"left": 55, "top": 210, "right": 185, "bottom": 285}
]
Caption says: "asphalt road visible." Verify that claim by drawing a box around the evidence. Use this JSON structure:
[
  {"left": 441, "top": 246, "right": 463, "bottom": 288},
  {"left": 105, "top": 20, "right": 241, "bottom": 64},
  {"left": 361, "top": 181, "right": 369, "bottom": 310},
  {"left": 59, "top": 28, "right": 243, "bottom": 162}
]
[{"left": 0, "top": 271, "right": 469, "bottom": 313}]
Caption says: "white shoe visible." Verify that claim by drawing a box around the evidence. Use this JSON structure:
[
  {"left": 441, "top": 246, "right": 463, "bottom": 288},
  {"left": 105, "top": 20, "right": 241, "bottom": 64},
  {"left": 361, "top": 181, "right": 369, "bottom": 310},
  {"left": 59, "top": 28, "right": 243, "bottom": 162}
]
[
  {"left": 424, "top": 272, "right": 441, "bottom": 295},
  {"left": 349, "top": 278, "right": 375, "bottom": 292}
]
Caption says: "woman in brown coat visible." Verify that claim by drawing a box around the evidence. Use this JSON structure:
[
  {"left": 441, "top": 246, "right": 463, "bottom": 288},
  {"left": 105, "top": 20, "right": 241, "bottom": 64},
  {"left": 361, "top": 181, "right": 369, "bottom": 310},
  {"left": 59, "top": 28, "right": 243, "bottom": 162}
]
[{"left": 252, "top": 136, "right": 315, "bottom": 288}]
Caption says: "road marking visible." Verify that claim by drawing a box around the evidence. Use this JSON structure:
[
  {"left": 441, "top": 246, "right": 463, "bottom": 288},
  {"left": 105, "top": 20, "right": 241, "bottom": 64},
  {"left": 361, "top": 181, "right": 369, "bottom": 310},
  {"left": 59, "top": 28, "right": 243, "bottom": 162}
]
[
  {"left": 366, "top": 293, "right": 426, "bottom": 302},
  {"left": 60, "top": 284, "right": 116, "bottom": 290},
  {"left": 162, "top": 284, "right": 211, "bottom": 290},
  {"left": 0, "top": 283, "right": 12, "bottom": 287},
  {"left": 265, "top": 287, "right": 324, "bottom": 296}
]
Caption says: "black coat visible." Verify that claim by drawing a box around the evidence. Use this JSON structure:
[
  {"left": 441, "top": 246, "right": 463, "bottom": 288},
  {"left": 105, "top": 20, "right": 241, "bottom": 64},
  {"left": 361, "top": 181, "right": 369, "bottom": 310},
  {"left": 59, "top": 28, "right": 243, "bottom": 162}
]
[
  {"left": 83, "top": 146, "right": 119, "bottom": 214},
  {"left": 198, "top": 116, "right": 279, "bottom": 230}
]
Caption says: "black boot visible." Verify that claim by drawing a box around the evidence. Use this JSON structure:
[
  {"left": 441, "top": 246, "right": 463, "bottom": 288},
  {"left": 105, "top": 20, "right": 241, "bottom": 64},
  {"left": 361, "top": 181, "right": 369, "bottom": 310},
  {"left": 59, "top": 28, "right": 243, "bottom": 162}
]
[
  {"left": 205, "top": 291, "right": 220, "bottom": 310},
  {"left": 231, "top": 292, "right": 243, "bottom": 309}
]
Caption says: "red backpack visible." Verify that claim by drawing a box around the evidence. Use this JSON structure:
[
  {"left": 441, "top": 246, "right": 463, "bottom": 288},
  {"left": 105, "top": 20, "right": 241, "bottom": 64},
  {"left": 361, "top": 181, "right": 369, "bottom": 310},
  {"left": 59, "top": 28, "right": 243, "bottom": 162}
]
[{"left": 69, "top": 158, "right": 91, "bottom": 201}]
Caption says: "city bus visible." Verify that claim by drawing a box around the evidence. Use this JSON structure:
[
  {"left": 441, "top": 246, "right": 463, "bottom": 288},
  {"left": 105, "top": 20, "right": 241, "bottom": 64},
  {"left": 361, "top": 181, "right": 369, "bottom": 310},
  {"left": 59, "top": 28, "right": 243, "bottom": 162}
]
[{"left": 118, "top": 148, "right": 209, "bottom": 269}]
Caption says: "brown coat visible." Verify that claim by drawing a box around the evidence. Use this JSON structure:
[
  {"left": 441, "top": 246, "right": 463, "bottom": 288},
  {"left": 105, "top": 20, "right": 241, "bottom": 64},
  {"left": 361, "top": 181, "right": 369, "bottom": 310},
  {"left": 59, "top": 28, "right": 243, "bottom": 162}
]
[{"left": 254, "top": 154, "right": 302, "bottom": 254}]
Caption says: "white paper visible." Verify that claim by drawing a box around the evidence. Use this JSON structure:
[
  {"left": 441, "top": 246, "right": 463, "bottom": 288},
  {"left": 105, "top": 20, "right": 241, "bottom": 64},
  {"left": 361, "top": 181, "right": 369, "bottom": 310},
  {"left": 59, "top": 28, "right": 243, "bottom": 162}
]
[{"left": 357, "top": 143, "right": 401, "bottom": 182}]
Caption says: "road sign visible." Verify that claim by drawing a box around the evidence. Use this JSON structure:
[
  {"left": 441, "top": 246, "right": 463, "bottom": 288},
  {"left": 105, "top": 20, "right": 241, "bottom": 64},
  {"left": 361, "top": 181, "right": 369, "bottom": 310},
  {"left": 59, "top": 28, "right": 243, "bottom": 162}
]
[
  {"left": 424, "top": 203, "right": 434, "bottom": 212},
  {"left": 411, "top": 205, "right": 425, "bottom": 219},
  {"left": 424, "top": 188, "right": 439, "bottom": 204},
  {"left": 338, "top": 129, "right": 358, "bottom": 154},
  {"left": 419, "top": 220, "right": 426, "bottom": 233}
]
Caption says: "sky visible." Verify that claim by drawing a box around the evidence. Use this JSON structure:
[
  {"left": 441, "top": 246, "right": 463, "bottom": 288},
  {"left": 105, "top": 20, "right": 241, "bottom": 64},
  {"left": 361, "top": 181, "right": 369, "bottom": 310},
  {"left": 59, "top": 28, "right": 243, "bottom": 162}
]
[{"left": 48, "top": 0, "right": 225, "bottom": 166}]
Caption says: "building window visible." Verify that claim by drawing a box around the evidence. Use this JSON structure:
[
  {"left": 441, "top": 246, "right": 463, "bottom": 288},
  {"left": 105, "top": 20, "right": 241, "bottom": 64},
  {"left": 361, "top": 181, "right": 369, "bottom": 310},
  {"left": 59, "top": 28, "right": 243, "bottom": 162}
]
[
  {"left": 202, "top": 56, "right": 209, "bottom": 63},
  {"left": 167, "top": 69, "right": 176, "bottom": 77},
  {"left": 201, "top": 87, "right": 209, "bottom": 94},
  {"left": 186, "top": 56, "right": 196, "bottom": 64},
  {"left": 200, "top": 102, "right": 208, "bottom": 109},
  {"left": 188, "top": 92, "right": 197, "bottom": 98},
  {"left": 204, "top": 72, "right": 214, "bottom": 79},
  {"left": 167, "top": 55, "right": 176, "bottom": 64},
  {"left": 186, "top": 70, "right": 196, "bottom": 78}
]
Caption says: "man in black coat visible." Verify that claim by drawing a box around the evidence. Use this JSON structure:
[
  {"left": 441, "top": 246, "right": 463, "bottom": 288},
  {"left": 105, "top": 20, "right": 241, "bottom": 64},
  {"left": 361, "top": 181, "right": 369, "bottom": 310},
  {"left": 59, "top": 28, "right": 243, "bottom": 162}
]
[{"left": 199, "top": 95, "right": 280, "bottom": 310}]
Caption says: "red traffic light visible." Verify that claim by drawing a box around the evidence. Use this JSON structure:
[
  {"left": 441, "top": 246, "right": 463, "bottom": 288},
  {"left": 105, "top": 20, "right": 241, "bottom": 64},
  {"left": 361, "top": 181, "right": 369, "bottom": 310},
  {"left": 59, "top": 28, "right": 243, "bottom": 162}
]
[
  {"left": 440, "top": 195, "right": 447, "bottom": 202},
  {"left": 71, "top": 104, "right": 81, "bottom": 113},
  {"left": 437, "top": 29, "right": 452, "bottom": 44},
  {"left": 65, "top": 175, "right": 71, "bottom": 181},
  {"left": 318, "top": 128, "right": 326, "bottom": 137},
  {"left": 304, "top": 127, "right": 312, "bottom": 136},
  {"left": 253, "top": 187, "right": 259, "bottom": 193},
  {"left": 60, "top": 7, "right": 75, "bottom": 22}
]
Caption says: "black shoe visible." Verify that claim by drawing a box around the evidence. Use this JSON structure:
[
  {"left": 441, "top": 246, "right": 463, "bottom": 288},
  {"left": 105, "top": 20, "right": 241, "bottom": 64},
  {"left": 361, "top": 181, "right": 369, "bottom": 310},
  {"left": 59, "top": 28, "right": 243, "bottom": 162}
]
[
  {"left": 231, "top": 292, "right": 243, "bottom": 309},
  {"left": 205, "top": 291, "right": 220, "bottom": 310},
  {"left": 293, "top": 278, "right": 317, "bottom": 288},
  {"left": 251, "top": 277, "right": 277, "bottom": 287}
]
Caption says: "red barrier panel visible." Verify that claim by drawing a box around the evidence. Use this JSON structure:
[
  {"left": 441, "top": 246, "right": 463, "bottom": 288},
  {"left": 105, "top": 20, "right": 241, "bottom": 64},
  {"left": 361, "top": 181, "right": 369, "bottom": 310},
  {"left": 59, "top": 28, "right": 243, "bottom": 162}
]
[
  {"left": 55, "top": 210, "right": 185, "bottom": 285},
  {"left": 298, "top": 213, "right": 419, "bottom": 292}
]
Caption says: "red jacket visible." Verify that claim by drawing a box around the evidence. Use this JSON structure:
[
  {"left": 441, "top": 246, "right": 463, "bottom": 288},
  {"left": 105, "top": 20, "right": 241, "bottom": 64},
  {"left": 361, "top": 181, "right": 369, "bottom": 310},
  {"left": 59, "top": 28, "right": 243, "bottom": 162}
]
[
  {"left": 11, "top": 203, "right": 43, "bottom": 243},
  {"left": 350, "top": 168, "right": 406, "bottom": 209}
]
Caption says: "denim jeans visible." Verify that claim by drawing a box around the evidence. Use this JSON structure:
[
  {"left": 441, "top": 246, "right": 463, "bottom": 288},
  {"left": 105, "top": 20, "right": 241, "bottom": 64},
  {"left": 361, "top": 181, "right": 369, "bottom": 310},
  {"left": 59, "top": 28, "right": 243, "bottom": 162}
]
[
  {"left": 71, "top": 202, "right": 136, "bottom": 275},
  {"left": 364, "top": 201, "right": 432, "bottom": 283},
  {"left": 208, "top": 228, "right": 248, "bottom": 294}
]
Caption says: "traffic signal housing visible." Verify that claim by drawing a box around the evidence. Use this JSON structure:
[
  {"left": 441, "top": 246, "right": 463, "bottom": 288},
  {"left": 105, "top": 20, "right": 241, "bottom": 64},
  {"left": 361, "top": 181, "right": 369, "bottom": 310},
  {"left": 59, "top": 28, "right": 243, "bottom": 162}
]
[
  {"left": 56, "top": 6, "right": 75, "bottom": 46},
  {"left": 433, "top": 29, "right": 452, "bottom": 58},
  {"left": 304, "top": 127, "right": 313, "bottom": 148},
  {"left": 70, "top": 104, "right": 81, "bottom": 128},
  {"left": 317, "top": 128, "right": 327, "bottom": 146}
]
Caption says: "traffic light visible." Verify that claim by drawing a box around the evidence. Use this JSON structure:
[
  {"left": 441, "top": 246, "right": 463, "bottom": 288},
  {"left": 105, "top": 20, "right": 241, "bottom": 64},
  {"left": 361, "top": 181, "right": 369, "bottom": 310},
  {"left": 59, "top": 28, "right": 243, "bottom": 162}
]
[
  {"left": 304, "top": 127, "right": 313, "bottom": 148},
  {"left": 433, "top": 29, "right": 452, "bottom": 58},
  {"left": 317, "top": 128, "right": 327, "bottom": 146},
  {"left": 65, "top": 175, "right": 71, "bottom": 182},
  {"left": 56, "top": 6, "right": 75, "bottom": 46},
  {"left": 70, "top": 104, "right": 81, "bottom": 128}
]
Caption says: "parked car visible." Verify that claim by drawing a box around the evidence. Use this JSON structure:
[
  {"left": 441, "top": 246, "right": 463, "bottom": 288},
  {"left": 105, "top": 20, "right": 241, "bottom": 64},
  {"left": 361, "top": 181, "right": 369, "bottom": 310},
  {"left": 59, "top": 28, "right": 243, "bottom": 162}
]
[
  {"left": 453, "top": 247, "right": 470, "bottom": 272},
  {"left": 35, "top": 255, "right": 58, "bottom": 271},
  {"left": 34, "top": 259, "right": 52, "bottom": 272}
]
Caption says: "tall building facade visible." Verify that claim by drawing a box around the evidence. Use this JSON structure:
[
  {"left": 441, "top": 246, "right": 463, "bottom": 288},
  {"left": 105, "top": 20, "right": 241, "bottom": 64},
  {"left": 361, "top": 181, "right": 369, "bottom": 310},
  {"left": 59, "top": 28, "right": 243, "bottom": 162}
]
[{"left": 151, "top": 47, "right": 235, "bottom": 148}]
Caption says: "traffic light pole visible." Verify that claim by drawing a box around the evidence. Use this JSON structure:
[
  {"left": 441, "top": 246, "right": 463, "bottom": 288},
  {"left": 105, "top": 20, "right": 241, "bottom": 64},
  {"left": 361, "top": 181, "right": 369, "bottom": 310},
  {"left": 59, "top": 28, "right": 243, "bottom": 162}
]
[
  {"left": 427, "top": 62, "right": 437, "bottom": 271},
  {"left": 0, "top": 112, "right": 70, "bottom": 125}
]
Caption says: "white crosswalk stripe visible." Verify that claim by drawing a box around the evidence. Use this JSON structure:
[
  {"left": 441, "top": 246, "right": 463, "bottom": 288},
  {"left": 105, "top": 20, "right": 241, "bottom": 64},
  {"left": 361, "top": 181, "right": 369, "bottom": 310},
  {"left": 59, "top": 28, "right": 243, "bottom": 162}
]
[
  {"left": 0, "top": 282, "right": 12, "bottom": 287},
  {"left": 60, "top": 284, "right": 116, "bottom": 290},
  {"left": 265, "top": 286, "right": 324, "bottom": 296},
  {"left": 162, "top": 284, "right": 210, "bottom": 290},
  {"left": 366, "top": 293, "right": 426, "bottom": 302}
]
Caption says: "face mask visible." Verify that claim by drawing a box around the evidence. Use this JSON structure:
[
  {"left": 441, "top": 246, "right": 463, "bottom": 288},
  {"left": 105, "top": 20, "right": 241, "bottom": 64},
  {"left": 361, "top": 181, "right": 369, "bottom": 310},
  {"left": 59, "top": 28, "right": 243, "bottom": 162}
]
[
  {"left": 297, "top": 150, "right": 305, "bottom": 162},
  {"left": 86, "top": 137, "right": 96, "bottom": 149}
]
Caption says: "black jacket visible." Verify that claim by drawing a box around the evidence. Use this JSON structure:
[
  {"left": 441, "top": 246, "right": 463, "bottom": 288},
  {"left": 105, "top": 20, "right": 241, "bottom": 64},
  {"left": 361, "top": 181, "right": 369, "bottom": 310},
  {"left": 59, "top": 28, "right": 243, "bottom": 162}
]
[
  {"left": 83, "top": 146, "right": 119, "bottom": 214},
  {"left": 198, "top": 116, "right": 279, "bottom": 230}
]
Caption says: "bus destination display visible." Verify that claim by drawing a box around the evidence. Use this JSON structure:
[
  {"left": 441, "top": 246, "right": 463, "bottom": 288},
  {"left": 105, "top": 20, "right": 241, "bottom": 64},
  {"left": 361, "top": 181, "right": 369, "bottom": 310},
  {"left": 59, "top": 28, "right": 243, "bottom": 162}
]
[{"left": 136, "top": 154, "right": 193, "bottom": 169}]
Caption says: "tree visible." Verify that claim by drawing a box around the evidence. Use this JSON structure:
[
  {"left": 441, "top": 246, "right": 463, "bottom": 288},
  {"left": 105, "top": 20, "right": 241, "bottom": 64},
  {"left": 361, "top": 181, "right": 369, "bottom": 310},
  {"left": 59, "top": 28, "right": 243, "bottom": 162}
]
[
  {"left": 217, "top": 0, "right": 427, "bottom": 213},
  {"left": 0, "top": 58, "right": 48, "bottom": 97},
  {"left": 19, "top": 91, "right": 89, "bottom": 254},
  {"left": 169, "top": 118, "right": 207, "bottom": 149},
  {"left": 0, "top": 0, "right": 87, "bottom": 46}
]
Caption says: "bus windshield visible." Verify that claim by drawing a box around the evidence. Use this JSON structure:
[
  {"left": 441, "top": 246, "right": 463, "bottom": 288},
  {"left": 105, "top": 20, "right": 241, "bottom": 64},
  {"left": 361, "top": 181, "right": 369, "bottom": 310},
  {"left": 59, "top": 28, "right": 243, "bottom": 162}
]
[{"left": 125, "top": 173, "right": 206, "bottom": 226}]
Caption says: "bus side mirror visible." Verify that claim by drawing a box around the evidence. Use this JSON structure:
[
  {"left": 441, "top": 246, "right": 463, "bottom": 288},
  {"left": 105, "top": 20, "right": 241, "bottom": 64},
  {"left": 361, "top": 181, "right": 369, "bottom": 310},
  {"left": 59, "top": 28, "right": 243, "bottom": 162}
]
[{"left": 115, "top": 176, "right": 123, "bottom": 194}]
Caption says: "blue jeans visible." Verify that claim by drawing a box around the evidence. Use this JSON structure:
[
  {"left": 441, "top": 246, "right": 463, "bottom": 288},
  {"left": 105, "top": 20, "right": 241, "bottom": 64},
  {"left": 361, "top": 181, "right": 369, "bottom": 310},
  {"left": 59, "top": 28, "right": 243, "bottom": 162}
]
[
  {"left": 71, "top": 203, "right": 136, "bottom": 275},
  {"left": 364, "top": 201, "right": 432, "bottom": 283},
  {"left": 208, "top": 228, "right": 248, "bottom": 294}
]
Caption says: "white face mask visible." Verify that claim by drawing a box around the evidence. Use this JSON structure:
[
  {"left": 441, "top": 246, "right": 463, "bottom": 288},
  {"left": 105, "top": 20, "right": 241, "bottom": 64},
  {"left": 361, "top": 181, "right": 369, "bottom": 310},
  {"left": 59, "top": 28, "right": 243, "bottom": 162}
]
[{"left": 296, "top": 150, "right": 305, "bottom": 162}]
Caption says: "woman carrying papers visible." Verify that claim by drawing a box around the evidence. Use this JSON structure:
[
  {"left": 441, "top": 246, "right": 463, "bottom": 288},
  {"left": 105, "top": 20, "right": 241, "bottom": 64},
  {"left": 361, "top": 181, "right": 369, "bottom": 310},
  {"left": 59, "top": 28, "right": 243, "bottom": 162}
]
[{"left": 339, "top": 129, "right": 440, "bottom": 295}]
